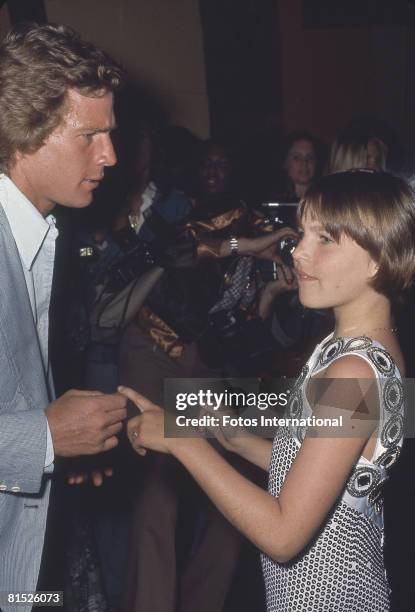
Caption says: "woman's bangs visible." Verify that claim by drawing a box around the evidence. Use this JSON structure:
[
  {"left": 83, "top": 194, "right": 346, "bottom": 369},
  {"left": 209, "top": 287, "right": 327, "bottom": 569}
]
[{"left": 298, "top": 193, "right": 348, "bottom": 241}]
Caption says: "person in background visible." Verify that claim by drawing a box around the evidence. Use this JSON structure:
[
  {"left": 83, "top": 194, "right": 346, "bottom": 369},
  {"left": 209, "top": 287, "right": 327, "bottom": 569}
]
[
  {"left": 275, "top": 130, "right": 322, "bottom": 202},
  {"left": 119, "top": 138, "right": 291, "bottom": 612},
  {"left": 255, "top": 131, "right": 330, "bottom": 377},
  {"left": 329, "top": 117, "right": 390, "bottom": 174}
]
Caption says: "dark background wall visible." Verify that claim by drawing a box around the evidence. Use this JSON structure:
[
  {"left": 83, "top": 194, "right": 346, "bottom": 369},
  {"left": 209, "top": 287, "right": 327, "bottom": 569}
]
[
  {"left": 278, "top": 0, "right": 415, "bottom": 149},
  {"left": 199, "top": 0, "right": 280, "bottom": 142},
  {"left": 0, "top": 0, "right": 210, "bottom": 137},
  {"left": 1, "top": 0, "right": 415, "bottom": 149}
]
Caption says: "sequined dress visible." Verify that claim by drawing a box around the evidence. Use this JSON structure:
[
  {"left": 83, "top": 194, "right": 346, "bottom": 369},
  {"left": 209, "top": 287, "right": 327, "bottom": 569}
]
[{"left": 262, "top": 335, "right": 404, "bottom": 612}]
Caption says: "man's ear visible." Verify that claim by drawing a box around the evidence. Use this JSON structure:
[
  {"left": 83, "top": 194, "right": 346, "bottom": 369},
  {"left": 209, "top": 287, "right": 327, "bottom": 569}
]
[{"left": 368, "top": 258, "right": 379, "bottom": 279}]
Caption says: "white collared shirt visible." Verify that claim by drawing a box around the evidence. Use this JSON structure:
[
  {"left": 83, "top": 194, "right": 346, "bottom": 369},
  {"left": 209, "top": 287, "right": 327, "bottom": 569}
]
[{"left": 0, "top": 174, "right": 58, "bottom": 468}]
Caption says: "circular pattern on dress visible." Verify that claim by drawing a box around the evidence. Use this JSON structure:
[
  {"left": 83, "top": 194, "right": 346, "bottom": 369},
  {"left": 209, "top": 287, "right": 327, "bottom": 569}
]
[
  {"left": 383, "top": 377, "right": 404, "bottom": 413},
  {"left": 319, "top": 338, "right": 345, "bottom": 367},
  {"left": 291, "top": 365, "right": 309, "bottom": 393},
  {"left": 374, "top": 446, "right": 401, "bottom": 469},
  {"left": 296, "top": 424, "right": 307, "bottom": 444},
  {"left": 381, "top": 414, "right": 404, "bottom": 448},
  {"left": 263, "top": 337, "right": 403, "bottom": 612},
  {"left": 368, "top": 484, "right": 383, "bottom": 514},
  {"left": 343, "top": 336, "right": 372, "bottom": 352},
  {"left": 367, "top": 347, "right": 395, "bottom": 376},
  {"left": 288, "top": 390, "right": 303, "bottom": 419},
  {"left": 346, "top": 466, "right": 381, "bottom": 498}
]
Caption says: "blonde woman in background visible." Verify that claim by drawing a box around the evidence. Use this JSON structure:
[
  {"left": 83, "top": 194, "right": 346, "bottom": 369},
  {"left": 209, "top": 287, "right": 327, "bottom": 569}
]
[{"left": 329, "top": 118, "right": 389, "bottom": 173}]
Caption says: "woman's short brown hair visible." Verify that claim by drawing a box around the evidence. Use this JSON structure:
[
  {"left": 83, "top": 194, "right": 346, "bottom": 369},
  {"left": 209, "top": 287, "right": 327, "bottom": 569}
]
[
  {"left": 298, "top": 170, "right": 415, "bottom": 298},
  {"left": 0, "top": 22, "right": 124, "bottom": 171}
]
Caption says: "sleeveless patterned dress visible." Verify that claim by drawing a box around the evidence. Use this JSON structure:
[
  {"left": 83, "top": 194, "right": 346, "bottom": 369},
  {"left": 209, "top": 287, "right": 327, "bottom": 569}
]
[{"left": 261, "top": 334, "right": 404, "bottom": 612}]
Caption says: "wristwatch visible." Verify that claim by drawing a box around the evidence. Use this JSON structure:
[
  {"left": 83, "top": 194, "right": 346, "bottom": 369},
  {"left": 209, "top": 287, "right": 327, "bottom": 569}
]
[{"left": 229, "top": 235, "right": 239, "bottom": 256}]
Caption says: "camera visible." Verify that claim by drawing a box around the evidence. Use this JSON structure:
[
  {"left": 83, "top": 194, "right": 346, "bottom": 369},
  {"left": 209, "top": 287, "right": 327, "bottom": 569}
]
[
  {"left": 105, "top": 227, "right": 156, "bottom": 292},
  {"left": 260, "top": 201, "right": 298, "bottom": 228},
  {"left": 78, "top": 227, "right": 156, "bottom": 294},
  {"left": 258, "top": 202, "right": 298, "bottom": 282}
]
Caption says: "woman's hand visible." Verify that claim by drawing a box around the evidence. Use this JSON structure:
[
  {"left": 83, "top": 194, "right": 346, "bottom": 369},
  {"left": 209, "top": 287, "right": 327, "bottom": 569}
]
[
  {"left": 198, "top": 405, "right": 272, "bottom": 470},
  {"left": 199, "top": 405, "right": 248, "bottom": 453},
  {"left": 119, "top": 386, "right": 172, "bottom": 456}
]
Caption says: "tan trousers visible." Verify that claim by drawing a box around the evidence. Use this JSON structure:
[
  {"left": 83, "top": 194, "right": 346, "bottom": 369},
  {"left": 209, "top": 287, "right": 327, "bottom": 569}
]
[{"left": 119, "top": 326, "right": 242, "bottom": 612}]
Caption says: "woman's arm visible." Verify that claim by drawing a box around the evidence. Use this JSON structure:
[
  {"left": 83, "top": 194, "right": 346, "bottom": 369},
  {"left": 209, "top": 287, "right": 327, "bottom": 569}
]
[
  {"left": 122, "top": 354, "right": 378, "bottom": 563},
  {"left": 195, "top": 227, "right": 298, "bottom": 259},
  {"left": 218, "top": 229, "right": 298, "bottom": 260}
]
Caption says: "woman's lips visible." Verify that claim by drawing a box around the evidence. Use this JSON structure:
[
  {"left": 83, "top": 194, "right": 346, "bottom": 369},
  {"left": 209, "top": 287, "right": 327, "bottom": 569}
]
[{"left": 295, "top": 270, "right": 317, "bottom": 281}]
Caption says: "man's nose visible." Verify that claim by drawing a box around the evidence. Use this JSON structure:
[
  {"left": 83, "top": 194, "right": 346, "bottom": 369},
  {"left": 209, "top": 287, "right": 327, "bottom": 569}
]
[{"left": 100, "top": 134, "right": 117, "bottom": 167}]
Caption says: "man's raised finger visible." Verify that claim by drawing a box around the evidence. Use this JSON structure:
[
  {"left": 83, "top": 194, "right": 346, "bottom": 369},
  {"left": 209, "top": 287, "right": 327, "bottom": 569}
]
[
  {"left": 102, "top": 407, "right": 128, "bottom": 427},
  {"left": 98, "top": 392, "right": 128, "bottom": 411}
]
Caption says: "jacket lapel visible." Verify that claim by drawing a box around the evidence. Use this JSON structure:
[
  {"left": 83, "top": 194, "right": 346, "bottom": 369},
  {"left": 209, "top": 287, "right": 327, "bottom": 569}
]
[{"left": 0, "top": 205, "right": 49, "bottom": 409}]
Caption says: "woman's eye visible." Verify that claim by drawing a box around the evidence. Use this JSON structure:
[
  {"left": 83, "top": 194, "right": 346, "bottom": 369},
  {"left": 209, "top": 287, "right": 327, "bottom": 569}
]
[{"left": 319, "top": 234, "right": 333, "bottom": 244}]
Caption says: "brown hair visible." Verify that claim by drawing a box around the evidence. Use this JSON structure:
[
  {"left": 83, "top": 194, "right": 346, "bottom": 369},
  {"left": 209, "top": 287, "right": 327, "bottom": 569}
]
[
  {"left": 298, "top": 170, "right": 415, "bottom": 298},
  {"left": 0, "top": 22, "right": 124, "bottom": 171}
]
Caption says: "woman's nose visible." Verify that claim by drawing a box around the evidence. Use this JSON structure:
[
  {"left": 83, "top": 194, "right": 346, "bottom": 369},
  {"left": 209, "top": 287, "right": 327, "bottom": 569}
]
[{"left": 292, "top": 239, "right": 306, "bottom": 263}]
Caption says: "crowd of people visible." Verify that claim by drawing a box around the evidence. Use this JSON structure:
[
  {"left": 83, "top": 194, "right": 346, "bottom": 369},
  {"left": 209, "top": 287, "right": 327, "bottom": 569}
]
[
  {"left": 0, "top": 20, "right": 415, "bottom": 612},
  {"left": 48, "top": 91, "right": 415, "bottom": 612}
]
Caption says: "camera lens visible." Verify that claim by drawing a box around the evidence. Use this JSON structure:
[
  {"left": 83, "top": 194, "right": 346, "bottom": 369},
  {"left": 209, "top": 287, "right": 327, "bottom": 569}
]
[{"left": 278, "top": 236, "right": 298, "bottom": 267}]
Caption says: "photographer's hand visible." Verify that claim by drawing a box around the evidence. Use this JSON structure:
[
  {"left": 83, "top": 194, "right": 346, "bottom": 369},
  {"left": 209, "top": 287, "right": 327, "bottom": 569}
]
[
  {"left": 225, "top": 228, "right": 298, "bottom": 260},
  {"left": 258, "top": 264, "right": 297, "bottom": 319}
]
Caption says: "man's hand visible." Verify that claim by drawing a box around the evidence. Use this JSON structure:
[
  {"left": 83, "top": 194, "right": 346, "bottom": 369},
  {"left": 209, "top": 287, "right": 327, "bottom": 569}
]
[
  {"left": 46, "top": 390, "right": 127, "bottom": 457},
  {"left": 67, "top": 467, "right": 114, "bottom": 486}
]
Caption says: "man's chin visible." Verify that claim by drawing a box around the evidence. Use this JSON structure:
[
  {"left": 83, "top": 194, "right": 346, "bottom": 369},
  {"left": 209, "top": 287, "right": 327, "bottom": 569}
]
[{"left": 59, "top": 196, "right": 94, "bottom": 209}]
